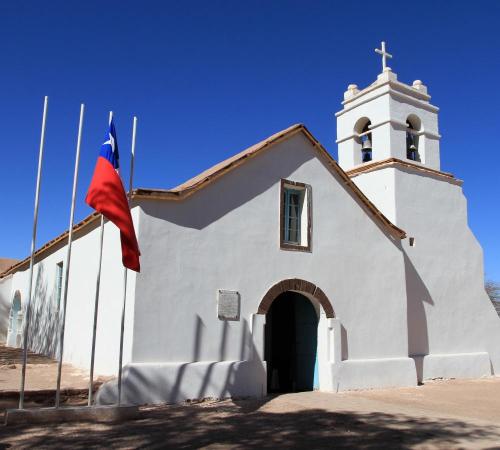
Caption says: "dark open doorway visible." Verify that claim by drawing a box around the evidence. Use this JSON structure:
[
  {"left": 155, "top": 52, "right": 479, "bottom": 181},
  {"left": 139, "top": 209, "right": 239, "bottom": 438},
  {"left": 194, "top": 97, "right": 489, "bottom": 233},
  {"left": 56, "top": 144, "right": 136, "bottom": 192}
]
[{"left": 265, "top": 291, "right": 319, "bottom": 393}]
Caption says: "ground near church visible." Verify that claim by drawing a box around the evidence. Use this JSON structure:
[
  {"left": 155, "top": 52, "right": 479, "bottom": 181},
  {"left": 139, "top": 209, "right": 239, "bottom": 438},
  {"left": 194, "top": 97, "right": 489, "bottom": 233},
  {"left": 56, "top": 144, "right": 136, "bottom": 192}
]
[
  {"left": 1, "top": 380, "right": 500, "bottom": 449},
  {"left": 0, "top": 346, "right": 499, "bottom": 449},
  {"left": 0, "top": 345, "right": 109, "bottom": 414}
]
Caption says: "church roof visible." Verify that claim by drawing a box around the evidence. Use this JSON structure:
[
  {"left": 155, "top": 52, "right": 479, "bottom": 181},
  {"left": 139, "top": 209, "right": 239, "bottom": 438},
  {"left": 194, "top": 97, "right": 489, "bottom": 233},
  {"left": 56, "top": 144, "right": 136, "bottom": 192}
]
[
  {"left": 133, "top": 124, "right": 406, "bottom": 239},
  {"left": 0, "top": 124, "right": 406, "bottom": 279},
  {"left": 346, "top": 157, "right": 462, "bottom": 184},
  {"left": 0, "top": 213, "right": 100, "bottom": 279}
]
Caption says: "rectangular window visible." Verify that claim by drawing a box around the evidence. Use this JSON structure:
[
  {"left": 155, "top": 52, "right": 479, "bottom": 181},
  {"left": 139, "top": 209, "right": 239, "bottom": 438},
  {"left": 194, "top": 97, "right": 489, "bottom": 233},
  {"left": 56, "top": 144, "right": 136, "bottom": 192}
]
[
  {"left": 280, "top": 179, "right": 312, "bottom": 251},
  {"left": 284, "top": 189, "right": 302, "bottom": 243},
  {"left": 55, "top": 261, "right": 63, "bottom": 308}
]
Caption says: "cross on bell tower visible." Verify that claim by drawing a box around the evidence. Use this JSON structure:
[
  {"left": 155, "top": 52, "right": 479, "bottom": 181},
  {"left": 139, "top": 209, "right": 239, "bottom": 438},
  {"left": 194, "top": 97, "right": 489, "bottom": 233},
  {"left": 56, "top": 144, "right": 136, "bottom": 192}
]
[{"left": 375, "top": 41, "right": 392, "bottom": 72}]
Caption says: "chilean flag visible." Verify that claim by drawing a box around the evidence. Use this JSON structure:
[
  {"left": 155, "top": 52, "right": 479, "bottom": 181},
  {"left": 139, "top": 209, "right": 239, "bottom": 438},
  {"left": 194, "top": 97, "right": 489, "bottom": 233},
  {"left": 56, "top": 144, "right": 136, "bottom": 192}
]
[{"left": 86, "top": 119, "right": 141, "bottom": 272}]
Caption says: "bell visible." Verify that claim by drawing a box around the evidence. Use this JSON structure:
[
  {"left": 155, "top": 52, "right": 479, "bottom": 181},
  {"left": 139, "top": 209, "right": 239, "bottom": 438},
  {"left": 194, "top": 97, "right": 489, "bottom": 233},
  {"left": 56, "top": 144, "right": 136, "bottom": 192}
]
[
  {"left": 362, "top": 138, "right": 372, "bottom": 162},
  {"left": 408, "top": 143, "right": 417, "bottom": 161}
]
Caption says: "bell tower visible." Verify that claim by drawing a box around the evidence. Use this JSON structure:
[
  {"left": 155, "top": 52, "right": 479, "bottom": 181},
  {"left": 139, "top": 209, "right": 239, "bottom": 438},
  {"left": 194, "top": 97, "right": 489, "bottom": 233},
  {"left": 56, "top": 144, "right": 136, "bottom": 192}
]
[
  {"left": 336, "top": 42, "right": 441, "bottom": 172},
  {"left": 333, "top": 43, "right": 500, "bottom": 386}
]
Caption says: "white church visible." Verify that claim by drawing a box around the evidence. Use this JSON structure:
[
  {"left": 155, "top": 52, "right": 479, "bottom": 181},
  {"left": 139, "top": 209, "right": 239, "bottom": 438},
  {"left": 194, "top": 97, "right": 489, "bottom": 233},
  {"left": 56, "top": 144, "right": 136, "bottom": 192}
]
[{"left": 1, "top": 45, "right": 499, "bottom": 405}]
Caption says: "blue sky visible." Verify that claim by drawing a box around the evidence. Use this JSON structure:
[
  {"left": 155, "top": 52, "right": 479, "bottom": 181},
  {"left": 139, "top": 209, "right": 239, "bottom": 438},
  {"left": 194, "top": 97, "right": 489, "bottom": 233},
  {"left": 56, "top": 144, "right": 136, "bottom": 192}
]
[{"left": 1, "top": 1, "right": 499, "bottom": 280}]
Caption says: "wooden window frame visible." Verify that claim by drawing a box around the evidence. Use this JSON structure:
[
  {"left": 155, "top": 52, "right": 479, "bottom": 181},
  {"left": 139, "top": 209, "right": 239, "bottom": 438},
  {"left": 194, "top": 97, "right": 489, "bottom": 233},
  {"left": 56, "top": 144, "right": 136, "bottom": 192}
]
[{"left": 280, "top": 179, "right": 312, "bottom": 252}]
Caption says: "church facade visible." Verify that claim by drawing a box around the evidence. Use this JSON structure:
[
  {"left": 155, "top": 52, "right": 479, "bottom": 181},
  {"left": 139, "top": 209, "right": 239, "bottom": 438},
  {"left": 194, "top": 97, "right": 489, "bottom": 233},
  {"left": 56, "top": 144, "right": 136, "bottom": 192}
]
[{"left": 1, "top": 61, "right": 499, "bottom": 405}]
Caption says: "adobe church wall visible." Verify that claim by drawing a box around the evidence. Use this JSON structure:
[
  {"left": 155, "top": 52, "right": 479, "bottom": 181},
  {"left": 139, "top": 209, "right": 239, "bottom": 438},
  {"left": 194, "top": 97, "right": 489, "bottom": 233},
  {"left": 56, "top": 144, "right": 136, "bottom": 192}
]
[
  {"left": 5, "top": 212, "right": 139, "bottom": 377},
  {"left": 352, "top": 168, "right": 397, "bottom": 223},
  {"left": 0, "top": 275, "right": 12, "bottom": 343},
  {"left": 393, "top": 169, "right": 500, "bottom": 375},
  {"left": 132, "top": 133, "right": 411, "bottom": 372}
]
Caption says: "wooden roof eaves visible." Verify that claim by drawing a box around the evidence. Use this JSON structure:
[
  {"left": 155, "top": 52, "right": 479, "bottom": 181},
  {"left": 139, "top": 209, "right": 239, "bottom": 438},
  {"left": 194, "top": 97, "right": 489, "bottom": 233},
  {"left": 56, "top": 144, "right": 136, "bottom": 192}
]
[
  {"left": 298, "top": 128, "right": 406, "bottom": 240},
  {"left": 0, "top": 212, "right": 101, "bottom": 279},
  {"left": 134, "top": 125, "right": 305, "bottom": 202},
  {"left": 346, "top": 158, "right": 463, "bottom": 185}
]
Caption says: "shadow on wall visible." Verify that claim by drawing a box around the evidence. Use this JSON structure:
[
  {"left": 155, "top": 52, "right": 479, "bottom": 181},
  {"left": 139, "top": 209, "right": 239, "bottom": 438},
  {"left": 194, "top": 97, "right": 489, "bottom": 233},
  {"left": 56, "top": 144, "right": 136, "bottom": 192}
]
[
  {"left": 100, "top": 314, "right": 266, "bottom": 405},
  {"left": 404, "top": 252, "right": 431, "bottom": 381},
  {"left": 141, "top": 138, "right": 404, "bottom": 248},
  {"left": 341, "top": 324, "right": 348, "bottom": 360},
  {"left": 0, "top": 283, "right": 11, "bottom": 343},
  {"left": 27, "top": 264, "right": 60, "bottom": 358},
  {"left": 2, "top": 401, "right": 500, "bottom": 448},
  {"left": 142, "top": 144, "right": 316, "bottom": 230}
]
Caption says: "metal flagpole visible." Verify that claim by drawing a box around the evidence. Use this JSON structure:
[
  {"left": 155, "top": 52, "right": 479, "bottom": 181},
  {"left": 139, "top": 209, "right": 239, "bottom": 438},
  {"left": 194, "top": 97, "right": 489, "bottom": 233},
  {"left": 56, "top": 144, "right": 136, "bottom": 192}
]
[
  {"left": 117, "top": 116, "right": 137, "bottom": 405},
  {"left": 55, "top": 103, "right": 85, "bottom": 408},
  {"left": 19, "top": 96, "right": 49, "bottom": 410},
  {"left": 87, "top": 111, "right": 112, "bottom": 406},
  {"left": 87, "top": 214, "right": 104, "bottom": 406}
]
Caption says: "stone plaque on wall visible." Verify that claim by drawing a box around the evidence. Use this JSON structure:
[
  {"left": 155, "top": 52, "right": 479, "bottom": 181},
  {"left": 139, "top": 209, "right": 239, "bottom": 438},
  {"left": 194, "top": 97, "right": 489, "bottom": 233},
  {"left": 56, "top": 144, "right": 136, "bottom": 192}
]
[{"left": 217, "top": 290, "right": 240, "bottom": 321}]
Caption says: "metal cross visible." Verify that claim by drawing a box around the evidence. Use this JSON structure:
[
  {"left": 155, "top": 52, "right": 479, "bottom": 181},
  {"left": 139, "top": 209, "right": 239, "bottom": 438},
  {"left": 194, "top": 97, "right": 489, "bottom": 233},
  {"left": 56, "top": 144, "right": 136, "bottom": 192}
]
[{"left": 375, "top": 41, "right": 392, "bottom": 72}]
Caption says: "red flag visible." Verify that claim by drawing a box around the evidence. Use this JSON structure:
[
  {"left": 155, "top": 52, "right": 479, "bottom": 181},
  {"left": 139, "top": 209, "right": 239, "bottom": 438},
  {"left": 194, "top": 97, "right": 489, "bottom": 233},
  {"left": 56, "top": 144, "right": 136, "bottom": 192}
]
[{"left": 86, "top": 120, "right": 140, "bottom": 272}]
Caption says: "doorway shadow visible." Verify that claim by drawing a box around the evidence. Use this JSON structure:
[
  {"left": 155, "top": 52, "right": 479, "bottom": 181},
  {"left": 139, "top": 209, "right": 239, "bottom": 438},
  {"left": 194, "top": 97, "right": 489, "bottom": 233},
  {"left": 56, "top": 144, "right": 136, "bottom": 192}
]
[{"left": 265, "top": 291, "right": 318, "bottom": 394}]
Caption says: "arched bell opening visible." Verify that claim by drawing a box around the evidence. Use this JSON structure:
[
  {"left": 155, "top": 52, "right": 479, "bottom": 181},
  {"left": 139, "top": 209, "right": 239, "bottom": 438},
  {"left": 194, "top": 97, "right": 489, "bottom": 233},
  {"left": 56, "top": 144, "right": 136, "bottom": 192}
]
[
  {"left": 354, "top": 117, "right": 373, "bottom": 163},
  {"left": 406, "top": 114, "right": 422, "bottom": 162}
]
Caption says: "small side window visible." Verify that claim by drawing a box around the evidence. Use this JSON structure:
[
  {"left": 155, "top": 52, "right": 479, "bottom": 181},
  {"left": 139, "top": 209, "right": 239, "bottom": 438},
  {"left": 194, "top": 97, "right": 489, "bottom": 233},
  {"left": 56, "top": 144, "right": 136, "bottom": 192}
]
[
  {"left": 280, "top": 180, "right": 312, "bottom": 252},
  {"left": 55, "top": 261, "right": 63, "bottom": 309}
]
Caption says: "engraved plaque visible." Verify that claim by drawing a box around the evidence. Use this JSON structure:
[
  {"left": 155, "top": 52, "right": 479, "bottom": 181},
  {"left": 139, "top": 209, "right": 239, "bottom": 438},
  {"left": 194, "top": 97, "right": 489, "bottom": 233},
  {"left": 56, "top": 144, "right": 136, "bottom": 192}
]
[{"left": 217, "top": 290, "right": 240, "bottom": 321}]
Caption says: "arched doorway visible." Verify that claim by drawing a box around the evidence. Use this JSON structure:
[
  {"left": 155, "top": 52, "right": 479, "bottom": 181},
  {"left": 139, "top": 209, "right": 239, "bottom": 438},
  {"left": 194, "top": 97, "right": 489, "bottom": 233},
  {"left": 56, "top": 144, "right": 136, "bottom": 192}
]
[
  {"left": 265, "top": 291, "right": 319, "bottom": 393},
  {"left": 7, "top": 291, "right": 22, "bottom": 348},
  {"left": 258, "top": 279, "right": 335, "bottom": 394}
]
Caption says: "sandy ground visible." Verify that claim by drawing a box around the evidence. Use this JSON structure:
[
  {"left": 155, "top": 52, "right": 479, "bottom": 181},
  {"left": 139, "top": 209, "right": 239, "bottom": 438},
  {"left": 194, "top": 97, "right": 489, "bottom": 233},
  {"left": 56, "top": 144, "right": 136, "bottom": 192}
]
[
  {"left": 0, "top": 346, "right": 97, "bottom": 392},
  {"left": 0, "top": 345, "right": 109, "bottom": 413},
  {"left": 0, "top": 378, "right": 499, "bottom": 449},
  {"left": 0, "top": 351, "right": 90, "bottom": 393}
]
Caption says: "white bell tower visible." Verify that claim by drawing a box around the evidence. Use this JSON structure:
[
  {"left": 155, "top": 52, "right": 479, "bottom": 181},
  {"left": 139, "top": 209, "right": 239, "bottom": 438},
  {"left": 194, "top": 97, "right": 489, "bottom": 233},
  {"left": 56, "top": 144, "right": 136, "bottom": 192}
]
[
  {"left": 332, "top": 43, "right": 500, "bottom": 386},
  {"left": 336, "top": 42, "right": 441, "bottom": 172}
]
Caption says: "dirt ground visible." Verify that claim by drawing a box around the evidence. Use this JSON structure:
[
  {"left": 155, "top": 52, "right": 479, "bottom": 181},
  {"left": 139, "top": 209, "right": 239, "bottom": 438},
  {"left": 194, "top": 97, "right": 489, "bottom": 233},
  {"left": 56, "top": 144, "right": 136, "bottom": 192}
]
[
  {"left": 0, "top": 378, "right": 499, "bottom": 449},
  {"left": 0, "top": 345, "right": 111, "bottom": 414},
  {"left": 0, "top": 346, "right": 95, "bottom": 392}
]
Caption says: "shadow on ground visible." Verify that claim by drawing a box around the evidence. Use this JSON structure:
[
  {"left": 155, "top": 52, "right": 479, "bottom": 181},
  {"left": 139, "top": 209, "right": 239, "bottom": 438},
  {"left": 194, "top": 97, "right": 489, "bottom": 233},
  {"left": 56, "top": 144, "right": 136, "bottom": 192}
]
[{"left": 1, "top": 397, "right": 500, "bottom": 449}]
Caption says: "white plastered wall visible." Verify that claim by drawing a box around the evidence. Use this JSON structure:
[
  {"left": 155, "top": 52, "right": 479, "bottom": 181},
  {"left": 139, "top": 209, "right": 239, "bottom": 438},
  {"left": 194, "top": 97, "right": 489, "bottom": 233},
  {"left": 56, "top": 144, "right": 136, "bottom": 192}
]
[
  {"left": 351, "top": 168, "right": 397, "bottom": 224},
  {"left": 352, "top": 167, "right": 500, "bottom": 381},
  {"left": 6, "top": 208, "right": 140, "bottom": 377},
  {"left": 394, "top": 169, "right": 500, "bottom": 379},
  {"left": 0, "top": 275, "right": 13, "bottom": 343},
  {"left": 97, "top": 132, "right": 416, "bottom": 405}
]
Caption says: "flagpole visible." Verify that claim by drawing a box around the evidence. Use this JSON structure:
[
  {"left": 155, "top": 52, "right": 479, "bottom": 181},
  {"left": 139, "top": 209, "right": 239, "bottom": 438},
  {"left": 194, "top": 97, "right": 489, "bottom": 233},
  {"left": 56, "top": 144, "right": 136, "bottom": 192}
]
[
  {"left": 87, "top": 111, "right": 112, "bottom": 406},
  {"left": 117, "top": 116, "right": 137, "bottom": 405},
  {"left": 55, "top": 103, "right": 85, "bottom": 408},
  {"left": 19, "top": 96, "right": 49, "bottom": 410},
  {"left": 87, "top": 214, "right": 104, "bottom": 406}
]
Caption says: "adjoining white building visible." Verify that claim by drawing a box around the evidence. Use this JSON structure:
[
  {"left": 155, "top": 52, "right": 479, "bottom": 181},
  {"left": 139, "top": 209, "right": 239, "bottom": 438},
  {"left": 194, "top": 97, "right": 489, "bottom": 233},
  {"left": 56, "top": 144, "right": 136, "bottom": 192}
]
[{"left": 1, "top": 54, "right": 499, "bottom": 406}]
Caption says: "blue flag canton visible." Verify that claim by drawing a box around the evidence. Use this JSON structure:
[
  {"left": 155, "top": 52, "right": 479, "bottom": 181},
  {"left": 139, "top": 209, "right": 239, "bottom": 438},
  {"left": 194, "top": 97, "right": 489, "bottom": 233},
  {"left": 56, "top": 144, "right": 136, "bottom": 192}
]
[{"left": 100, "top": 120, "right": 120, "bottom": 169}]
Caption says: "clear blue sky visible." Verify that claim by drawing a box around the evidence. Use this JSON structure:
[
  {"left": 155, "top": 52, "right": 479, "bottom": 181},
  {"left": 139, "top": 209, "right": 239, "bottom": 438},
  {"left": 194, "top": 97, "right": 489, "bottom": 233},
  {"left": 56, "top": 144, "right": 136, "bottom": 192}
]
[{"left": 1, "top": 1, "right": 499, "bottom": 280}]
